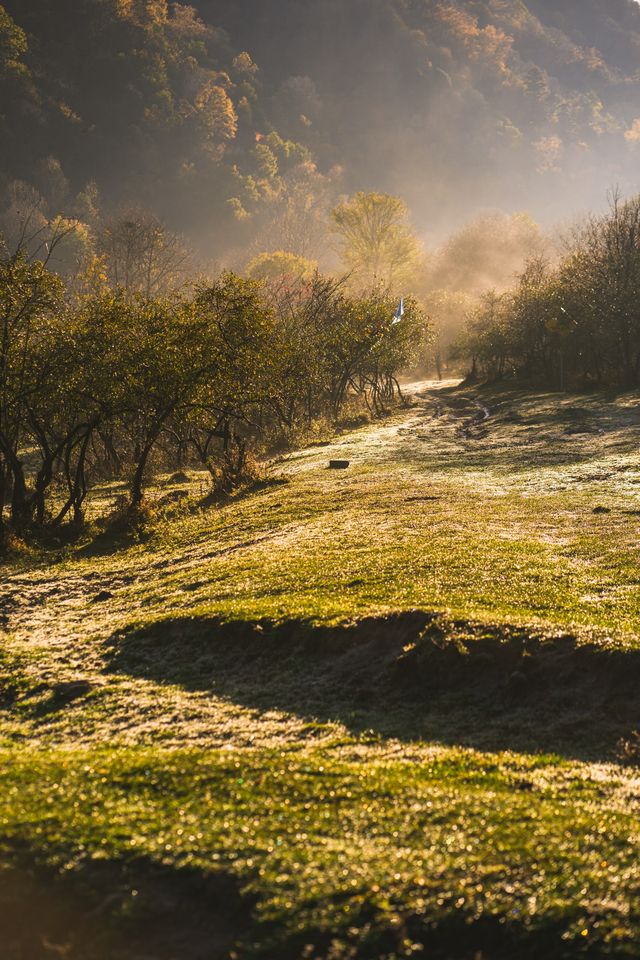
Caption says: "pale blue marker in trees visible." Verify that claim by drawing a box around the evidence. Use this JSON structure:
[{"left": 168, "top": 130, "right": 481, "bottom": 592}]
[{"left": 392, "top": 298, "right": 404, "bottom": 324}]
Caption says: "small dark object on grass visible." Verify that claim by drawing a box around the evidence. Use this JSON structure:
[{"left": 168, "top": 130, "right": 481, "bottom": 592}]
[
  {"left": 92, "top": 590, "right": 113, "bottom": 603},
  {"left": 328, "top": 460, "right": 350, "bottom": 470},
  {"left": 593, "top": 506, "right": 611, "bottom": 514},
  {"left": 514, "top": 778, "right": 534, "bottom": 792}
]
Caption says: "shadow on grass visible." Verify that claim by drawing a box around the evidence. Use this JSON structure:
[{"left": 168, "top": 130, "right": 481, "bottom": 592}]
[
  {"left": 409, "top": 382, "right": 640, "bottom": 474},
  {"left": 76, "top": 521, "right": 153, "bottom": 560},
  {"left": 105, "top": 611, "right": 640, "bottom": 762},
  {"left": 195, "top": 474, "right": 290, "bottom": 511},
  {"left": 79, "top": 476, "right": 290, "bottom": 560},
  {"left": 277, "top": 908, "right": 633, "bottom": 960},
  {"left": 1, "top": 842, "right": 633, "bottom": 960},
  {"left": 0, "top": 847, "right": 250, "bottom": 960}
]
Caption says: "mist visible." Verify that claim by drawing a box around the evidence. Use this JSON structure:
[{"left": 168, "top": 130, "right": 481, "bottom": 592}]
[{"left": 3, "top": 0, "right": 640, "bottom": 272}]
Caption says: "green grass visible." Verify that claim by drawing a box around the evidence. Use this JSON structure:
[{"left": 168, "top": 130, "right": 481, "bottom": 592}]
[
  {"left": 1, "top": 746, "right": 639, "bottom": 957},
  {"left": 1, "top": 381, "right": 640, "bottom": 956}
]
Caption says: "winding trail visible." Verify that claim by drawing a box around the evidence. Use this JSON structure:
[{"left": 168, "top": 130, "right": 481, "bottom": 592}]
[{"left": 282, "top": 379, "right": 492, "bottom": 475}]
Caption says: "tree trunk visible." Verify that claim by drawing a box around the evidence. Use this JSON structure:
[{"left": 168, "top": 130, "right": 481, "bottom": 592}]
[
  {"left": 8, "top": 457, "right": 30, "bottom": 531},
  {"left": 0, "top": 459, "right": 6, "bottom": 547},
  {"left": 130, "top": 425, "right": 164, "bottom": 508}
]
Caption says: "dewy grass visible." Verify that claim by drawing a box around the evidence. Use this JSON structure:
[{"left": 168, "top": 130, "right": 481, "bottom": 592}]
[
  {"left": 0, "top": 746, "right": 639, "bottom": 957},
  {"left": 1, "top": 382, "right": 639, "bottom": 956}
]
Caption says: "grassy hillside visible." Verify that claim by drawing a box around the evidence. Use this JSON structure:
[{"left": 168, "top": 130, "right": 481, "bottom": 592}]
[{"left": 1, "top": 381, "right": 640, "bottom": 957}]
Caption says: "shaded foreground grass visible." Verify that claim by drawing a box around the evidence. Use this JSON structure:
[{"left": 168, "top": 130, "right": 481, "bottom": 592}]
[
  {"left": 1, "top": 747, "right": 639, "bottom": 959},
  {"left": 1, "top": 382, "right": 640, "bottom": 957}
]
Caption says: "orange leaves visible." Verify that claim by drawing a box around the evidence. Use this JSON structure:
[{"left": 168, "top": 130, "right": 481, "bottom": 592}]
[
  {"left": 624, "top": 120, "right": 640, "bottom": 144},
  {"left": 192, "top": 81, "right": 238, "bottom": 144},
  {"left": 436, "top": 3, "right": 514, "bottom": 79}
]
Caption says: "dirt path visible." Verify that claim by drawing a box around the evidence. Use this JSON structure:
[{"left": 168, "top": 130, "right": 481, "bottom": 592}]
[
  {"left": 414, "top": 382, "right": 491, "bottom": 439},
  {"left": 282, "top": 379, "right": 492, "bottom": 474},
  {"left": 3, "top": 378, "right": 639, "bottom": 650}
]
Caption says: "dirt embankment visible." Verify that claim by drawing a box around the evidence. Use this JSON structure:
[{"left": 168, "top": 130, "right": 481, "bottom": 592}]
[{"left": 107, "top": 611, "right": 640, "bottom": 761}]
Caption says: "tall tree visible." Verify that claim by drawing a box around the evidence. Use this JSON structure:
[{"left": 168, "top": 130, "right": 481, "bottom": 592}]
[
  {"left": 96, "top": 212, "right": 191, "bottom": 297},
  {"left": 331, "top": 192, "right": 421, "bottom": 287}
]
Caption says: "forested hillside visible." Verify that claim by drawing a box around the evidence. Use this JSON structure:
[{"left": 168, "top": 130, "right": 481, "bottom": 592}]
[{"left": 2, "top": 0, "right": 640, "bottom": 259}]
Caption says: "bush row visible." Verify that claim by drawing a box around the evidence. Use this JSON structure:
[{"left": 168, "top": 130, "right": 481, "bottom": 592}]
[
  {"left": 455, "top": 193, "right": 640, "bottom": 389},
  {"left": 0, "top": 256, "right": 426, "bottom": 539}
]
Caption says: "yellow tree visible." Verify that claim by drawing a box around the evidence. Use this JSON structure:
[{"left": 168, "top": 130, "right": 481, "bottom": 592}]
[
  {"left": 331, "top": 192, "right": 422, "bottom": 287},
  {"left": 246, "top": 250, "right": 317, "bottom": 282}
]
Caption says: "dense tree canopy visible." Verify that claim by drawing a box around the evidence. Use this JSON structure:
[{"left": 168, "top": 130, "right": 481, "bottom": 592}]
[
  {"left": 0, "top": 236, "right": 427, "bottom": 543},
  {"left": 3, "top": 0, "right": 640, "bottom": 258}
]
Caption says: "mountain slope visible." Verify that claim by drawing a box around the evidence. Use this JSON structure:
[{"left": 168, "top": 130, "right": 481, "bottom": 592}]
[{"left": 2, "top": 0, "right": 640, "bottom": 252}]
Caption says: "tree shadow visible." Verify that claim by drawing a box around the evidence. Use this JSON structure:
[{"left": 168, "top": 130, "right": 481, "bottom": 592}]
[
  {"left": 78, "top": 476, "right": 290, "bottom": 560},
  {"left": 105, "top": 611, "right": 640, "bottom": 762},
  {"left": 76, "top": 522, "right": 152, "bottom": 560},
  {"left": 408, "top": 383, "right": 640, "bottom": 474}
]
